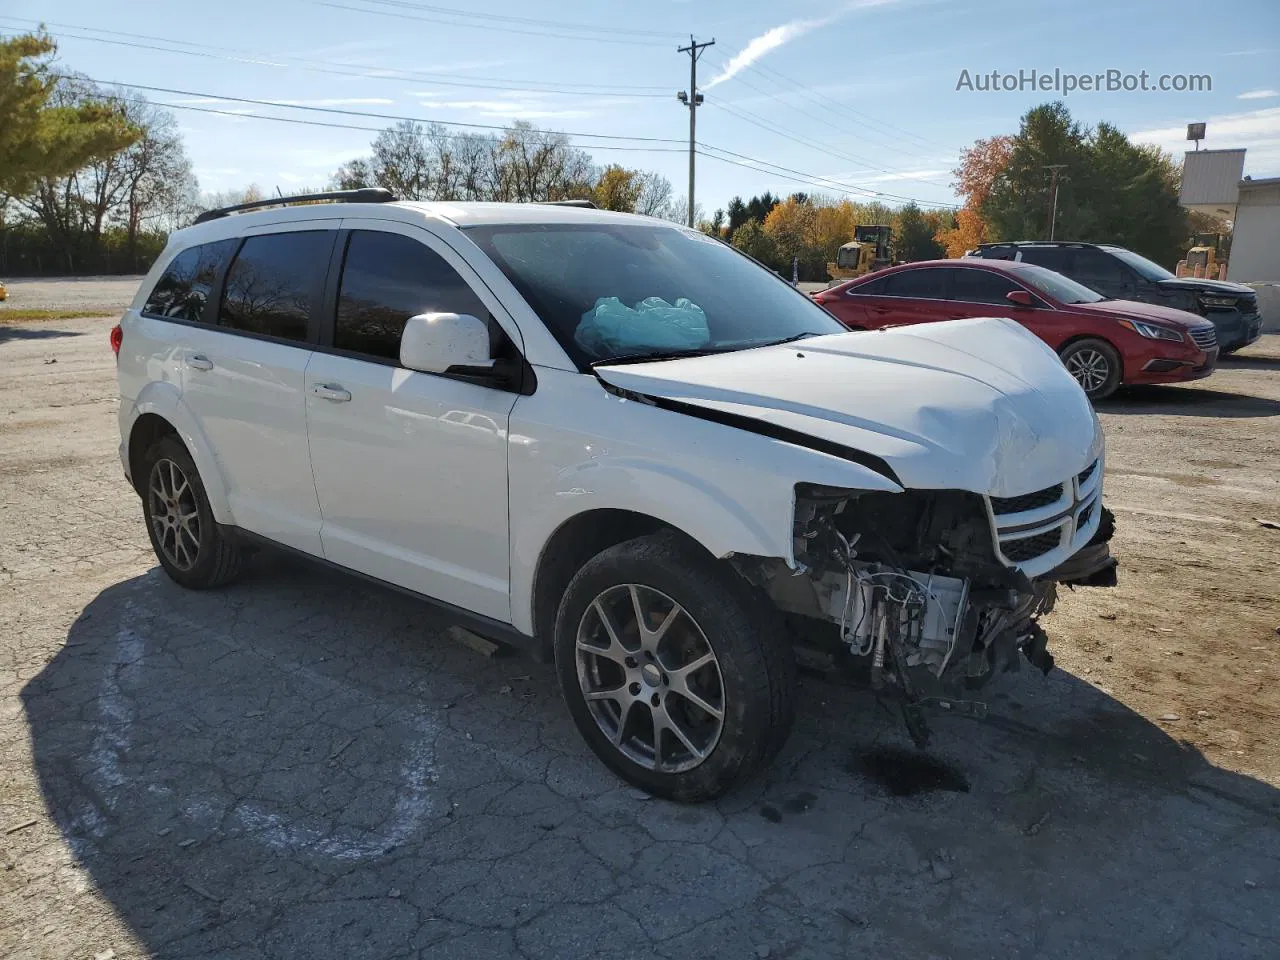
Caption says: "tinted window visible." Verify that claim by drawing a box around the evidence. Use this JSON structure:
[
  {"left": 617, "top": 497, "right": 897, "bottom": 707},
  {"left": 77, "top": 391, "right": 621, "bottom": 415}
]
[
  {"left": 1013, "top": 264, "right": 1105, "bottom": 304},
  {"left": 142, "top": 240, "right": 236, "bottom": 322},
  {"left": 1073, "top": 248, "right": 1134, "bottom": 287},
  {"left": 949, "top": 268, "right": 1020, "bottom": 305},
  {"left": 1017, "top": 247, "right": 1072, "bottom": 271},
  {"left": 336, "top": 231, "right": 489, "bottom": 361},
  {"left": 849, "top": 275, "right": 888, "bottom": 296},
  {"left": 464, "top": 223, "right": 843, "bottom": 367},
  {"left": 218, "top": 231, "right": 332, "bottom": 342},
  {"left": 1103, "top": 246, "right": 1175, "bottom": 281},
  {"left": 883, "top": 268, "right": 949, "bottom": 299}
]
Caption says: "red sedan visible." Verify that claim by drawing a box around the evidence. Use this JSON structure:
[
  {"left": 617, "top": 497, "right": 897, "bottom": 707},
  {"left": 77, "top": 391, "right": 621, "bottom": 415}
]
[{"left": 813, "top": 259, "right": 1219, "bottom": 400}]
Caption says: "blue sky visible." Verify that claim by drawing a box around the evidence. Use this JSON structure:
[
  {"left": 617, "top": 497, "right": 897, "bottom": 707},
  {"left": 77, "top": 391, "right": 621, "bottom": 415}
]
[{"left": 6, "top": 0, "right": 1278, "bottom": 212}]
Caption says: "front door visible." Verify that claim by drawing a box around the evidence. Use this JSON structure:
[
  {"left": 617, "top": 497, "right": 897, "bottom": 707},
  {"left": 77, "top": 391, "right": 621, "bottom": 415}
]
[
  {"left": 180, "top": 222, "right": 339, "bottom": 555},
  {"left": 304, "top": 222, "right": 519, "bottom": 621}
]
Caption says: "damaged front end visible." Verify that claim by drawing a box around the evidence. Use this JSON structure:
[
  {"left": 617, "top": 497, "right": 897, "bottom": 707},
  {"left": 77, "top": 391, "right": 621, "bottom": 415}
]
[{"left": 736, "top": 471, "right": 1117, "bottom": 746}]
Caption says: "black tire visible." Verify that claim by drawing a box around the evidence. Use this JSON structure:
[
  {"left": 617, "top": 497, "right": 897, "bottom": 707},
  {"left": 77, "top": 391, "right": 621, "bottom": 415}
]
[
  {"left": 554, "top": 530, "right": 796, "bottom": 802},
  {"left": 140, "top": 434, "right": 242, "bottom": 589},
  {"left": 1059, "top": 337, "right": 1122, "bottom": 401}
]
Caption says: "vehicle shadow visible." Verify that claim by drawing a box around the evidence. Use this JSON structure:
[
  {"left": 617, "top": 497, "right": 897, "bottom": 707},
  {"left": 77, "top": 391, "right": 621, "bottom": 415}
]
[
  {"left": 20, "top": 559, "right": 1280, "bottom": 959},
  {"left": 1220, "top": 354, "right": 1280, "bottom": 371},
  {"left": 0, "top": 324, "right": 84, "bottom": 343},
  {"left": 1102, "top": 384, "right": 1280, "bottom": 418}
]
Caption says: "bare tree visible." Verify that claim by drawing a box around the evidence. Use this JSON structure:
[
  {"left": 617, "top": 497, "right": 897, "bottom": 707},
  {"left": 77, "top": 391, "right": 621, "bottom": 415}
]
[{"left": 634, "top": 171, "right": 674, "bottom": 218}]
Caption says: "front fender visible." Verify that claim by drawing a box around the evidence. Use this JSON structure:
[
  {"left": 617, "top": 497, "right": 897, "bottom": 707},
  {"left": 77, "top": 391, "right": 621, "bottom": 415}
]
[
  {"left": 506, "top": 372, "right": 902, "bottom": 636},
  {"left": 124, "top": 380, "right": 235, "bottom": 525}
]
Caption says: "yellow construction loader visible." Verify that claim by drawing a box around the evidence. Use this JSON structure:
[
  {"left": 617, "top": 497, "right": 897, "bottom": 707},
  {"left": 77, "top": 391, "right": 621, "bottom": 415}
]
[{"left": 827, "top": 225, "right": 894, "bottom": 282}]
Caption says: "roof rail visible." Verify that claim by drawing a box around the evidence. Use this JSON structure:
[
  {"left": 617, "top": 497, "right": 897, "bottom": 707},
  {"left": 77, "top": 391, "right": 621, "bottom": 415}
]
[
  {"left": 193, "top": 187, "right": 398, "bottom": 224},
  {"left": 537, "top": 199, "right": 598, "bottom": 209}
]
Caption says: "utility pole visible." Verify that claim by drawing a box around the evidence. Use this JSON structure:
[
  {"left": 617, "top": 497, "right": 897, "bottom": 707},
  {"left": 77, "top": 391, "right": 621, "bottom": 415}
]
[
  {"left": 677, "top": 36, "right": 715, "bottom": 227},
  {"left": 1044, "top": 164, "right": 1067, "bottom": 240}
]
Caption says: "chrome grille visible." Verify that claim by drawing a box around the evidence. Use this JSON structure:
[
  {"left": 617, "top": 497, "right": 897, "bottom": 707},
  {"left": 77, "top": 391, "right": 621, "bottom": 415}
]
[
  {"left": 1188, "top": 325, "right": 1217, "bottom": 350},
  {"left": 990, "top": 483, "right": 1063, "bottom": 515}
]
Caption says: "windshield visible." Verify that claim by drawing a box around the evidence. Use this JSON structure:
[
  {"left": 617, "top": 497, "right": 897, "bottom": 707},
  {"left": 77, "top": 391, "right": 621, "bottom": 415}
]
[
  {"left": 1015, "top": 263, "right": 1106, "bottom": 304},
  {"left": 1104, "top": 246, "right": 1175, "bottom": 282},
  {"left": 464, "top": 222, "right": 845, "bottom": 367}
]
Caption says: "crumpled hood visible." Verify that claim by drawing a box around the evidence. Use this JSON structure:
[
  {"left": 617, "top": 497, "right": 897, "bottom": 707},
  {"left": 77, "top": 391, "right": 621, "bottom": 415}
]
[{"left": 595, "top": 317, "right": 1102, "bottom": 498}]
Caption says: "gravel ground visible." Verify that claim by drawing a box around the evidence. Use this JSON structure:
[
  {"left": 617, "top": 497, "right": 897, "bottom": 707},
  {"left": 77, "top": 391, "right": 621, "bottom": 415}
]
[
  {"left": 0, "top": 277, "right": 143, "bottom": 314},
  {"left": 1, "top": 314, "right": 1278, "bottom": 960}
]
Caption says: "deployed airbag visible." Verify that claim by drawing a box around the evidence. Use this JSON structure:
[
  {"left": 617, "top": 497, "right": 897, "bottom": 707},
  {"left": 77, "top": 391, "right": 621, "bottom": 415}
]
[{"left": 575, "top": 296, "right": 711, "bottom": 356}]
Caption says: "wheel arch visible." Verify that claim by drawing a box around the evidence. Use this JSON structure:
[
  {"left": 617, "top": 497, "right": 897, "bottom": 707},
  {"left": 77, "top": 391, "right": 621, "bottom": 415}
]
[
  {"left": 126, "top": 384, "right": 234, "bottom": 523},
  {"left": 1057, "top": 333, "right": 1126, "bottom": 381},
  {"left": 529, "top": 509, "right": 716, "bottom": 660}
]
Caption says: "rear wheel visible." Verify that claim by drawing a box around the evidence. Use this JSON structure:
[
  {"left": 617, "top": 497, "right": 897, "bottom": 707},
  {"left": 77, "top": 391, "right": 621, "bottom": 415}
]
[
  {"left": 554, "top": 531, "right": 796, "bottom": 802},
  {"left": 1060, "top": 338, "right": 1122, "bottom": 400},
  {"left": 141, "top": 435, "right": 242, "bottom": 589}
]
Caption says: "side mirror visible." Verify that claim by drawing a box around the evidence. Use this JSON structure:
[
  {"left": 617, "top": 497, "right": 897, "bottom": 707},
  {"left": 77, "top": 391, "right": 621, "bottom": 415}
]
[
  {"left": 1006, "top": 289, "right": 1035, "bottom": 308},
  {"left": 400, "top": 313, "right": 494, "bottom": 374}
]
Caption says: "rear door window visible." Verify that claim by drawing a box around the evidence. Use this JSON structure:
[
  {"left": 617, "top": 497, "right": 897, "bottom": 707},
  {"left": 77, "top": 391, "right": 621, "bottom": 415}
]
[
  {"left": 949, "top": 268, "right": 1021, "bottom": 305},
  {"left": 1072, "top": 248, "right": 1135, "bottom": 292},
  {"left": 142, "top": 239, "right": 237, "bottom": 323},
  {"left": 218, "top": 231, "right": 334, "bottom": 343},
  {"left": 883, "top": 268, "right": 950, "bottom": 299},
  {"left": 1017, "top": 247, "right": 1072, "bottom": 272},
  {"left": 334, "top": 230, "right": 491, "bottom": 361},
  {"left": 849, "top": 275, "right": 889, "bottom": 296}
]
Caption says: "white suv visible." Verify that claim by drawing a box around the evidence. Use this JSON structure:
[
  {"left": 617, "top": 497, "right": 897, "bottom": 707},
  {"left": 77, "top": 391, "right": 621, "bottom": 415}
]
[{"left": 114, "top": 190, "right": 1117, "bottom": 801}]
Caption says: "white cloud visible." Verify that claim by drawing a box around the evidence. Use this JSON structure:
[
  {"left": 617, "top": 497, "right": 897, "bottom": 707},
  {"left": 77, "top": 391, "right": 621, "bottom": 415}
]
[
  {"left": 1238, "top": 89, "right": 1279, "bottom": 100},
  {"left": 418, "top": 97, "right": 588, "bottom": 120},
  {"left": 1130, "top": 106, "right": 1280, "bottom": 172},
  {"left": 706, "top": 0, "right": 900, "bottom": 88},
  {"left": 270, "top": 97, "right": 394, "bottom": 106}
]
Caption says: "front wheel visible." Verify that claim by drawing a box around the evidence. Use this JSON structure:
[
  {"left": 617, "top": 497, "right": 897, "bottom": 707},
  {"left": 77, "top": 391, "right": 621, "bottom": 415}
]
[
  {"left": 554, "top": 532, "right": 796, "bottom": 802},
  {"left": 1060, "top": 338, "right": 1122, "bottom": 401}
]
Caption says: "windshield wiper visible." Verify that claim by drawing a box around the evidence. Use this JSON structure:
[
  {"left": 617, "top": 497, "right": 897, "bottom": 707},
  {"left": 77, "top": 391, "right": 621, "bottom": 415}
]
[
  {"left": 590, "top": 346, "right": 734, "bottom": 367},
  {"left": 756, "top": 331, "right": 825, "bottom": 347}
]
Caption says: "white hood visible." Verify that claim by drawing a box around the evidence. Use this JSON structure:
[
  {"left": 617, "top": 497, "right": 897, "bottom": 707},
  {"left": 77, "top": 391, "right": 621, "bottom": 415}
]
[{"left": 594, "top": 317, "right": 1102, "bottom": 498}]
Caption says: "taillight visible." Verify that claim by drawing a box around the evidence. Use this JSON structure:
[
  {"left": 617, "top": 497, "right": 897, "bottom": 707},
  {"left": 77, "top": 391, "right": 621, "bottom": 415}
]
[{"left": 110, "top": 324, "right": 123, "bottom": 357}]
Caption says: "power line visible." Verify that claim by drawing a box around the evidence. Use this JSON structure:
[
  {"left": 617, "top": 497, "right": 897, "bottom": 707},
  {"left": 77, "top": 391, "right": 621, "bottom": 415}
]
[
  {"left": 705, "top": 55, "right": 953, "bottom": 168},
  {"left": 66, "top": 78, "right": 687, "bottom": 145},
  {"left": 0, "top": 19, "right": 671, "bottom": 97},
  {"left": 697, "top": 145, "right": 958, "bottom": 209},
  {"left": 315, "top": 1, "right": 675, "bottom": 47},
  {"left": 710, "top": 99, "right": 953, "bottom": 192},
  {"left": 110, "top": 95, "right": 688, "bottom": 154},
  {"left": 344, "top": 0, "right": 676, "bottom": 38},
  {"left": 60, "top": 75, "right": 955, "bottom": 207},
  {"left": 748, "top": 61, "right": 958, "bottom": 155}
]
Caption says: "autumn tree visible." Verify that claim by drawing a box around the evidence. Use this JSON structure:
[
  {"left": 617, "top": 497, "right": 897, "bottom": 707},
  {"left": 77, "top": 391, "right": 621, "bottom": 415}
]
[
  {"left": 633, "top": 170, "right": 673, "bottom": 217},
  {"left": 935, "top": 207, "right": 987, "bottom": 257},
  {"left": 593, "top": 164, "right": 641, "bottom": 211},
  {"left": 0, "top": 31, "right": 138, "bottom": 198}
]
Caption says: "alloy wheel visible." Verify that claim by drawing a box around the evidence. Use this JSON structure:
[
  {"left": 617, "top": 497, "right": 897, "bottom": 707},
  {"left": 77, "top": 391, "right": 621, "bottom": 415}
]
[
  {"left": 575, "top": 583, "right": 725, "bottom": 774},
  {"left": 1065, "top": 348, "right": 1111, "bottom": 394},
  {"left": 148, "top": 458, "right": 201, "bottom": 571}
]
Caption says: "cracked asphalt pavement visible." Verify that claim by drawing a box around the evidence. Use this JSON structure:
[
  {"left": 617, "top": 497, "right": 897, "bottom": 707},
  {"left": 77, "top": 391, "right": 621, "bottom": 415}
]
[{"left": 2, "top": 315, "right": 1279, "bottom": 959}]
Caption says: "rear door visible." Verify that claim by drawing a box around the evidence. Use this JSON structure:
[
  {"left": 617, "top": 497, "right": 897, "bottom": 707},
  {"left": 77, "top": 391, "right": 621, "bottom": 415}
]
[
  {"left": 303, "top": 220, "right": 520, "bottom": 621},
  {"left": 1071, "top": 247, "right": 1141, "bottom": 301},
  {"left": 860, "top": 267, "right": 954, "bottom": 327},
  {"left": 180, "top": 222, "right": 339, "bottom": 555}
]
